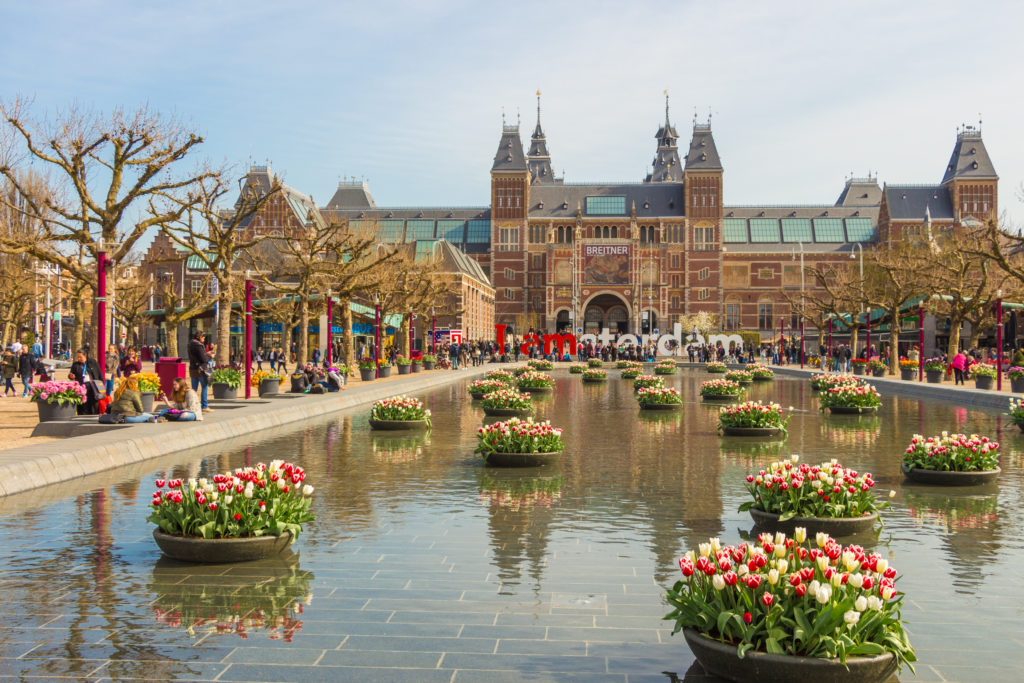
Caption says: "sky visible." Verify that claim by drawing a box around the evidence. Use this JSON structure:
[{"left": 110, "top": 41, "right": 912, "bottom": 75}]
[{"left": 3, "top": 0, "right": 1023, "bottom": 242}]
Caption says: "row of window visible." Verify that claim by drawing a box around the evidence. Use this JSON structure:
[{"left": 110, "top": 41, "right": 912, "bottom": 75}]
[
  {"left": 349, "top": 219, "right": 492, "bottom": 246},
  {"left": 723, "top": 217, "right": 875, "bottom": 243}
]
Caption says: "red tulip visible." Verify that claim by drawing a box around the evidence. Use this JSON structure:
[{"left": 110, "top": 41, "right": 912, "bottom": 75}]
[
  {"left": 761, "top": 593, "right": 775, "bottom": 607},
  {"left": 234, "top": 513, "right": 242, "bottom": 521},
  {"left": 795, "top": 583, "right": 807, "bottom": 597},
  {"left": 723, "top": 571, "right": 738, "bottom": 586},
  {"left": 679, "top": 558, "right": 695, "bottom": 577},
  {"left": 743, "top": 611, "right": 752, "bottom": 624},
  {"left": 155, "top": 479, "right": 166, "bottom": 488}
]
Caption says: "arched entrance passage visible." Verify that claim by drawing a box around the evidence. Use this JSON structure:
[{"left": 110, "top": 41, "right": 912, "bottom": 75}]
[
  {"left": 582, "top": 292, "right": 631, "bottom": 334},
  {"left": 555, "top": 309, "right": 571, "bottom": 333}
]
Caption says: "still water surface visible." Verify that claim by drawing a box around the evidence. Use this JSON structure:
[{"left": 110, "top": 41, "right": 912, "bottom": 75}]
[{"left": 0, "top": 371, "right": 1021, "bottom": 681}]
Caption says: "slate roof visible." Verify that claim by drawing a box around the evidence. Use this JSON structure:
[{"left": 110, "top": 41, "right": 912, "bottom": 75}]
[
  {"left": 325, "top": 182, "right": 377, "bottom": 209},
  {"left": 491, "top": 125, "right": 528, "bottom": 173},
  {"left": 723, "top": 205, "right": 878, "bottom": 221},
  {"left": 321, "top": 207, "right": 490, "bottom": 221},
  {"left": 430, "top": 240, "right": 491, "bottom": 287},
  {"left": 941, "top": 127, "right": 997, "bottom": 184},
  {"left": 835, "top": 178, "right": 882, "bottom": 207},
  {"left": 684, "top": 124, "right": 722, "bottom": 171},
  {"left": 883, "top": 185, "right": 955, "bottom": 221},
  {"left": 528, "top": 183, "right": 685, "bottom": 218}
]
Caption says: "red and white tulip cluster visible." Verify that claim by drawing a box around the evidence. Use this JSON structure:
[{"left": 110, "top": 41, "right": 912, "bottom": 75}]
[
  {"left": 740, "top": 455, "right": 884, "bottom": 518},
  {"left": 809, "top": 373, "right": 865, "bottom": 391},
  {"left": 818, "top": 383, "right": 881, "bottom": 410},
  {"left": 475, "top": 417, "right": 564, "bottom": 454},
  {"left": 480, "top": 388, "right": 533, "bottom": 410},
  {"left": 700, "top": 379, "right": 744, "bottom": 397},
  {"left": 148, "top": 461, "right": 315, "bottom": 540},
  {"left": 470, "top": 378, "right": 510, "bottom": 395},
  {"left": 636, "top": 386, "right": 683, "bottom": 405},
  {"left": 664, "top": 530, "right": 916, "bottom": 669},
  {"left": 719, "top": 400, "right": 789, "bottom": 431},
  {"left": 633, "top": 374, "right": 665, "bottom": 390},
  {"left": 515, "top": 370, "right": 555, "bottom": 389},
  {"left": 582, "top": 368, "right": 608, "bottom": 379},
  {"left": 706, "top": 361, "right": 727, "bottom": 372},
  {"left": 745, "top": 364, "right": 775, "bottom": 379},
  {"left": 484, "top": 369, "right": 516, "bottom": 384},
  {"left": 370, "top": 395, "right": 431, "bottom": 421},
  {"left": 903, "top": 432, "right": 1000, "bottom": 472}
]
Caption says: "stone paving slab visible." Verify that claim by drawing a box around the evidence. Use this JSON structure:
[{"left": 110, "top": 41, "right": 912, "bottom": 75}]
[{"left": 0, "top": 365, "right": 501, "bottom": 498}]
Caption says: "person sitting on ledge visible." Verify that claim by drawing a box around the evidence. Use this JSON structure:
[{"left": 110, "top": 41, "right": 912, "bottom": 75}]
[
  {"left": 108, "top": 375, "right": 155, "bottom": 423},
  {"left": 156, "top": 377, "right": 203, "bottom": 421},
  {"left": 326, "top": 367, "right": 346, "bottom": 392}
]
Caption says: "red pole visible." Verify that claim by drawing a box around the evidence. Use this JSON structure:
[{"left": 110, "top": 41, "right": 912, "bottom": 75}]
[
  {"left": 866, "top": 309, "right": 872, "bottom": 359},
  {"left": 409, "top": 311, "right": 414, "bottom": 356},
  {"left": 97, "top": 250, "right": 107, "bottom": 378},
  {"left": 374, "top": 304, "right": 381, "bottom": 378},
  {"left": 997, "top": 296, "right": 1004, "bottom": 391},
  {"left": 244, "top": 278, "right": 252, "bottom": 399},
  {"left": 780, "top": 318, "right": 785, "bottom": 364},
  {"left": 326, "top": 295, "right": 333, "bottom": 365},
  {"left": 431, "top": 316, "right": 436, "bottom": 355},
  {"left": 800, "top": 320, "right": 805, "bottom": 368},
  {"left": 918, "top": 307, "right": 924, "bottom": 382}
]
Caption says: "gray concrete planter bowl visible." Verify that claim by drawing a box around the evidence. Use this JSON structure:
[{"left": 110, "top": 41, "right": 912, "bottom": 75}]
[
  {"left": 702, "top": 394, "right": 739, "bottom": 403},
  {"left": 581, "top": 376, "right": 608, "bottom": 383},
  {"left": 518, "top": 385, "right": 553, "bottom": 393},
  {"left": 378, "top": 366, "right": 392, "bottom": 378},
  {"left": 422, "top": 361, "right": 435, "bottom": 370},
  {"left": 359, "top": 368, "right": 375, "bottom": 382},
  {"left": 683, "top": 629, "right": 897, "bottom": 683},
  {"left": 900, "top": 369, "right": 916, "bottom": 381},
  {"left": 974, "top": 375, "right": 994, "bottom": 390},
  {"left": 721, "top": 426, "right": 785, "bottom": 438},
  {"left": 639, "top": 402, "right": 683, "bottom": 410},
  {"left": 411, "top": 362, "right": 422, "bottom": 373},
  {"left": 397, "top": 364, "right": 411, "bottom": 375},
  {"left": 482, "top": 406, "right": 532, "bottom": 417},
  {"left": 257, "top": 379, "right": 280, "bottom": 397},
  {"left": 1010, "top": 377, "right": 1024, "bottom": 393},
  {"left": 153, "top": 529, "right": 292, "bottom": 563},
  {"left": 707, "top": 368, "right": 726, "bottom": 374},
  {"left": 827, "top": 405, "right": 879, "bottom": 415},
  {"left": 483, "top": 450, "right": 560, "bottom": 467},
  {"left": 140, "top": 391, "right": 156, "bottom": 414},
  {"left": 752, "top": 375, "right": 774, "bottom": 382},
  {"left": 369, "top": 418, "right": 430, "bottom": 431},
  {"left": 36, "top": 401, "right": 78, "bottom": 422},
  {"left": 852, "top": 365, "right": 866, "bottom": 375},
  {"left": 871, "top": 369, "right": 886, "bottom": 378},
  {"left": 749, "top": 508, "right": 879, "bottom": 536},
  {"left": 211, "top": 383, "right": 238, "bottom": 400},
  {"left": 926, "top": 370, "right": 944, "bottom": 384},
  {"left": 901, "top": 463, "right": 1000, "bottom": 486}
]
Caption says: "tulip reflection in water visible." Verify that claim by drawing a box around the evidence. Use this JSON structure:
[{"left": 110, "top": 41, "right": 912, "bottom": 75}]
[
  {"left": 718, "top": 438, "right": 785, "bottom": 465},
  {"left": 148, "top": 553, "right": 313, "bottom": 642},
  {"left": 478, "top": 472, "right": 563, "bottom": 511},
  {"left": 637, "top": 410, "right": 684, "bottom": 435},
  {"left": 371, "top": 434, "right": 429, "bottom": 464},
  {"left": 905, "top": 489, "right": 999, "bottom": 533},
  {"left": 821, "top": 415, "right": 882, "bottom": 449}
]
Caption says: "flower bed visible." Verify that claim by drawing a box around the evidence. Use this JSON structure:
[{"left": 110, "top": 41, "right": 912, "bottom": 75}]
[
  {"left": 725, "top": 370, "right": 753, "bottom": 383},
  {"left": 1008, "top": 366, "right": 1024, "bottom": 381},
  {"left": 395, "top": 355, "right": 411, "bottom": 366},
  {"left": 620, "top": 368, "right": 642, "bottom": 379},
  {"left": 528, "top": 359, "right": 554, "bottom": 371},
  {"left": 654, "top": 363, "right": 677, "bottom": 375},
  {"left": 706, "top": 362, "right": 727, "bottom": 373},
  {"left": 469, "top": 378, "right": 509, "bottom": 397},
  {"left": 484, "top": 369, "right": 516, "bottom": 384},
  {"left": 616, "top": 360, "right": 636, "bottom": 369},
  {"left": 719, "top": 401, "right": 789, "bottom": 433},
  {"left": 516, "top": 370, "right": 555, "bottom": 390},
  {"left": 511, "top": 366, "right": 532, "bottom": 376},
  {"left": 923, "top": 359, "right": 945, "bottom": 372},
  {"left": 148, "top": 461, "right": 315, "bottom": 540},
  {"left": 700, "top": 379, "right": 744, "bottom": 398},
  {"left": 808, "top": 373, "right": 862, "bottom": 391},
  {"left": 969, "top": 363, "right": 996, "bottom": 379},
  {"left": 249, "top": 370, "right": 284, "bottom": 387},
  {"left": 898, "top": 359, "right": 918, "bottom": 371},
  {"left": 569, "top": 364, "right": 587, "bottom": 374},
  {"left": 634, "top": 375, "right": 666, "bottom": 391},
  {"left": 818, "top": 384, "right": 881, "bottom": 412},
  {"left": 748, "top": 365, "right": 774, "bottom": 380},
  {"left": 636, "top": 386, "right": 683, "bottom": 406},
  {"left": 581, "top": 368, "right": 607, "bottom": 381},
  {"left": 475, "top": 417, "right": 564, "bottom": 455},
  {"left": 28, "top": 380, "right": 86, "bottom": 406},
  {"left": 664, "top": 530, "right": 916, "bottom": 672},
  {"left": 369, "top": 395, "right": 431, "bottom": 425},
  {"left": 1009, "top": 398, "right": 1024, "bottom": 428},
  {"left": 902, "top": 433, "right": 999, "bottom": 472},
  {"left": 587, "top": 358, "right": 604, "bottom": 368},
  {"left": 740, "top": 455, "right": 883, "bottom": 520},
  {"left": 480, "top": 389, "right": 533, "bottom": 412},
  {"left": 136, "top": 372, "right": 162, "bottom": 393},
  {"left": 867, "top": 359, "right": 887, "bottom": 375}
]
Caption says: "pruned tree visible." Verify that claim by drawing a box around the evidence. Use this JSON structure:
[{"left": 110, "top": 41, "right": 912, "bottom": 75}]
[
  {"left": 680, "top": 311, "right": 719, "bottom": 343},
  {"left": 154, "top": 275, "right": 210, "bottom": 357},
  {"left": 0, "top": 100, "right": 213, "bottom": 340},
  {"left": 801, "top": 261, "right": 867, "bottom": 355},
  {"left": 112, "top": 263, "right": 151, "bottom": 348},
  {"left": 160, "top": 170, "right": 282, "bottom": 365},
  {"left": 863, "top": 241, "right": 927, "bottom": 373}
]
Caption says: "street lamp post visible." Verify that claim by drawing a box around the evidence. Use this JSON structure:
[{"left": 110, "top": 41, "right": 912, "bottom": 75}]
[
  {"left": 997, "top": 291, "right": 1004, "bottom": 391},
  {"left": 430, "top": 306, "right": 436, "bottom": 355},
  {"left": 244, "top": 272, "right": 253, "bottom": 399},
  {"left": 918, "top": 306, "right": 924, "bottom": 382},
  {"left": 780, "top": 318, "right": 785, "bottom": 364},
  {"left": 373, "top": 295, "right": 381, "bottom": 379},
  {"left": 409, "top": 310, "right": 414, "bottom": 356},
  {"left": 96, "top": 240, "right": 109, "bottom": 378},
  {"left": 851, "top": 243, "right": 865, "bottom": 357},
  {"left": 325, "top": 290, "right": 333, "bottom": 365}
]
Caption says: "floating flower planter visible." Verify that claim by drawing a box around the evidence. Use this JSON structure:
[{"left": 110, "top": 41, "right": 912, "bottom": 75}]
[
  {"left": 369, "top": 396, "right": 431, "bottom": 430},
  {"left": 568, "top": 364, "right": 586, "bottom": 374},
  {"left": 718, "top": 401, "right": 789, "bottom": 437},
  {"left": 706, "top": 362, "right": 727, "bottom": 373},
  {"left": 725, "top": 370, "right": 753, "bottom": 384},
  {"left": 148, "top": 463, "right": 314, "bottom": 563},
  {"left": 901, "top": 433, "right": 1000, "bottom": 486},
  {"left": 516, "top": 370, "right": 555, "bottom": 393},
  {"left": 808, "top": 373, "right": 864, "bottom": 392},
  {"left": 528, "top": 359, "right": 553, "bottom": 371},
  {"left": 819, "top": 383, "right": 882, "bottom": 415},
  {"left": 637, "top": 386, "right": 683, "bottom": 410},
  {"left": 633, "top": 375, "right": 665, "bottom": 392},
  {"left": 739, "top": 456, "right": 885, "bottom": 536},
  {"left": 721, "top": 426, "right": 786, "bottom": 437},
  {"left": 480, "top": 389, "right": 533, "bottom": 417},
  {"left": 620, "top": 368, "right": 641, "bottom": 379},
  {"left": 654, "top": 362, "right": 677, "bottom": 375},
  {"left": 476, "top": 417, "right": 563, "bottom": 468},
  {"left": 665, "top": 529, "right": 916, "bottom": 680},
  {"left": 468, "top": 378, "right": 508, "bottom": 399},
  {"left": 581, "top": 369, "right": 608, "bottom": 382},
  {"left": 700, "top": 379, "right": 744, "bottom": 403},
  {"left": 746, "top": 364, "right": 775, "bottom": 381},
  {"left": 587, "top": 358, "right": 604, "bottom": 368},
  {"left": 484, "top": 369, "right": 517, "bottom": 384}
]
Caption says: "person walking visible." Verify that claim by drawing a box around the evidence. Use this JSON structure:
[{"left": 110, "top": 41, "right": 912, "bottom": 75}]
[
  {"left": 951, "top": 349, "right": 968, "bottom": 386},
  {"left": 121, "top": 348, "right": 142, "bottom": 378},
  {"left": 18, "top": 347, "right": 35, "bottom": 397},
  {"left": 1, "top": 347, "right": 17, "bottom": 397},
  {"left": 255, "top": 346, "right": 264, "bottom": 371},
  {"left": 187, "top": 331, "right": 213, "bottom": 412},
  {"left": 68, "top": 349, "right": 102, "bottom": 414},
  {"left": 104, "top": 344, "right": 120, "bottom": 396}
]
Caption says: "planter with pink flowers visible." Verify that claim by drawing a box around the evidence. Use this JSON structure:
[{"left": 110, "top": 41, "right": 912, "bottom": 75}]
[
  {"left": 901, "top": 433, "right": 1001, "bottom": 486},
  {"left": 29, "top": 381, "right": 87, "bottom": 421}
]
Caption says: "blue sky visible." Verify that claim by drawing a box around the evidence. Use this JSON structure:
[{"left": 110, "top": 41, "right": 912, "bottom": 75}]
[{"left": 3, "top": 0, "right": 1023, "bottom": 235}]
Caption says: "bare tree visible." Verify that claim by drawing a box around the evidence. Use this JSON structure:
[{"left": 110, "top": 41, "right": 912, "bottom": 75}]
[
  {"left": 160, "top": 171, "right": 281, "bottom": 365},
  {"left": 112, "top": 263, "right": 151, "bottom": 348},
  {"left": 863, "top": 241, "right": 927, "bottom": 373},
  {"left": 154, "top": 275, "right": 210, "bottom": 357}
]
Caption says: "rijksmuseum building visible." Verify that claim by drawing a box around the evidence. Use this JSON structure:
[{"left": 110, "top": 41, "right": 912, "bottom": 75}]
[{"left": 323, "top": 95, "right": 999, "bottom": 339}]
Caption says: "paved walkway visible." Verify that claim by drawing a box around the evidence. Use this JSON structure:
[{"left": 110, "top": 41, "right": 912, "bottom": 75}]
[{"left": 0, "top": 362, "right": 499, "bottom": 498}]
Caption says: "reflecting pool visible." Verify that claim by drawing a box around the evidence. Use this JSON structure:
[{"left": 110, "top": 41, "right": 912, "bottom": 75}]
[{"left": 0, "top": 371, "right": 1021, "bottom": 681}]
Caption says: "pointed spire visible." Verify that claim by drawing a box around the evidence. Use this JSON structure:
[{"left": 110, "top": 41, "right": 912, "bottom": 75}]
[
  {"left": 527, "top": 89, "right": 556, "bottom": 184},
  {"left": 664, "top": 89, "right": 671, "bottom": 130},
  {"left": 646, "top": 90, "right": 682, "bottom": 183}
]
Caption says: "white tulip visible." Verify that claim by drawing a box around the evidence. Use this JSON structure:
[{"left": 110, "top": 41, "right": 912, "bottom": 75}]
[
  {"left": 875, "top": 559, "right": 888, "bottom": 574},
  {"left": 791, "top": 454, "right": 800, "bottom": 463},
  {"left": 775, "top": 559, "right": 788, "bottom": 575},
  {"left": 302, "top": 485, "right": 314, "bottom": 496},
  {"left": 198, "top": 478, "right": 208, "bottom": 488},
  {"left": 867, "top": 596, "right": 883, "bottom": 611},
  {"left": 768, "top": 569, "right": 780, "bottom": 586},
  {"left": 808, "top": 580, "right": 820, "bottom": 595},
  {"left": 276, "top": 478, "right": 286, "bottom": 490},
  {"left": 843, "top": 551, "right": 858, "bottom": 572},
  {"left": 793, "top": 527, "right": 807, "bottom": 543},
  {"left": 844, "top": 610, "right": 860, "bottom": 625},
  {"left": 816, "top": 532, "right": 828, "bottom": 548},
  {"left": 815, "top": 585, "right": 832, "bottom": 604},
  {"left": 699, "top": 543, "right": 711, "bottom": 558},
  {"left": 848, "top": 573, "right": 863, "bottom": 589},
  {"left": 816, "top": 555, "right": 829, "bottom": 572},
  {"left": 712, "top": 574, "right": 726, "bottom": 591},
  {"left": 774, "top": 532, "right": 785, "bottom": 547},
  {"left": 855, "top": 596, "right": 867, "bottom": 612},
  {"left": 244, "top": 489, "right": 254, "bottom": 499},
  {"left": 224, "top": 495, "right": 233, "bottom": 504},
  {"left": 737, "top": 565, "right": 749, "bottom": 577},
  {"left": 710, "top": 537, "right": 721, "bottom": 553},
  {"left": 210, "top": 491, "right": 218, "bottom": 501},
  {"left": 830, "top": 572, "right": 842, "bottom": 588}
]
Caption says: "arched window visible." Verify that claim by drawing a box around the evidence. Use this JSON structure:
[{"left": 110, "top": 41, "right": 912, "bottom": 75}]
[
  {"left": 557, "top": 226, "right": 564, "bottom": 243},
  {"left": 611, "top": 226, "right": 618, "bottom": 238}
]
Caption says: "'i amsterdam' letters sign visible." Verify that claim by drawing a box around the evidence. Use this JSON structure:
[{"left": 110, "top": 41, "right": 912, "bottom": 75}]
[{"left": 583, "top": 244, "right": 630, "bottom": 285}]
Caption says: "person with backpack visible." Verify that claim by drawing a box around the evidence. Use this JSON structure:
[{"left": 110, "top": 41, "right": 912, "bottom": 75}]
[
  {"left": 187, "top": 331, "right": 212, "bottom": 412},
  {"left": 1, "top": 347, "right": 18, "bottom": 397},
  {"left": 18, "top": 347, "right": 35, "bottom": 397}
]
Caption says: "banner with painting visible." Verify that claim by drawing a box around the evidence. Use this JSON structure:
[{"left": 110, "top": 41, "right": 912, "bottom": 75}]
[{"left": 583, "top": 244, "right": 630, "bottom": 284}]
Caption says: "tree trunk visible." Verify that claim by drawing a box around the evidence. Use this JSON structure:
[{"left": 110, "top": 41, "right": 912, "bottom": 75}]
[
  {"left": 216, "top": 282, "right": 233, "bottom": 366},
  {"left": 341, "top": 301, "right": 354, "bottom": 368},
  {"left": 849, "top": 327, "right": 859, "bottom": 359},
  {"left": 947, "top": 324, "right": 962, "bottom": 360},
  {"left": 71, "top": 294, "right": 86, "bottom": 352},
  {"left": 888, "top": 307, "right": 900, "bottom": 374},
  {"left": 399, "top": 314, "right": 410, "bottom": 357},
  {"left": 164, "top": 324, "right": 179, "bottom": 357},
  {"left": 297, "top": 296, "right": 309, "bottom": 366}
]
